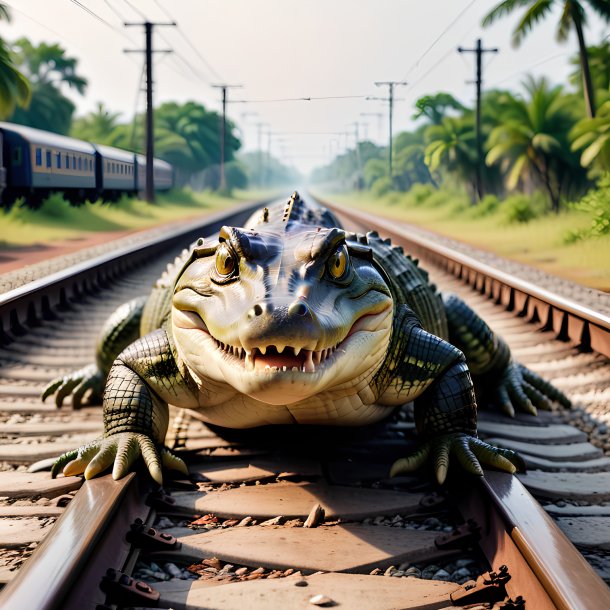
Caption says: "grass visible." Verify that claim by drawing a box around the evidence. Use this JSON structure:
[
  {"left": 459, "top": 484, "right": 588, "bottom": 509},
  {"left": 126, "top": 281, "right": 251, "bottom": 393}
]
[
  {"left": 0, "top": 188, "right": 278, "bottom": 248},
  {"left": 318, "top": 188, "right": 610, "bottom": 292}
]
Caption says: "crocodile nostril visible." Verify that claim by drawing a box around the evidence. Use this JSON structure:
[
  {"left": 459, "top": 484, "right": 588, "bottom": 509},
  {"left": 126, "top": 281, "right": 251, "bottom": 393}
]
[
  {"left": 253, "top": 304, "right": 264, "bottom": 316},
  {"left": 288, "top": 301, "right": 309, "bottom": 317}
]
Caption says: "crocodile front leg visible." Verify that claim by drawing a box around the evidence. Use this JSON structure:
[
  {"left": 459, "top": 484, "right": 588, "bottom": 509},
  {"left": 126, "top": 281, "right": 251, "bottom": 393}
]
[
  {"left": 444, "top": 294, "right": 570, "bottom": 416},
  {"left": 52, "top": 329, "right": 193, "bottom": 484},
  {"left": 377, "top": 306, "right": 523, "bottom": 484},
  {"left": 43, "top": 296, "right": 147, "bottom": 408}
]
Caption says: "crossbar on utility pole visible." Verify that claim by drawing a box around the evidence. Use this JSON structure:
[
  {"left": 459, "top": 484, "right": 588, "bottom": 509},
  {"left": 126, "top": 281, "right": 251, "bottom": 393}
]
[
  {"left": 125, "top": 21, "right": 175, "bottom": 203},
  {"left": 458, "top": 39, "right": 498, "bottom": 202},
  {"left": 373, "top": 81, "right": 407, "bottom": 180},
  {"left": 212, "top": 84, "right": 242, "bottom": 190}
]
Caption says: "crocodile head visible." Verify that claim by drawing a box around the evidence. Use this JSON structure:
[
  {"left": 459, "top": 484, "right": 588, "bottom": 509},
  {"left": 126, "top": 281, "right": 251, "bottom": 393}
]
[{"left": 171, "top": 219, "right": 393, "bottom": 405}]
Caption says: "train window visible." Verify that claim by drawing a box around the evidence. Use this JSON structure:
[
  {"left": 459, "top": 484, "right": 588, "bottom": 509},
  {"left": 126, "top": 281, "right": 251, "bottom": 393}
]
[
  {"left": 35, "top": 148, "right": 42, "bottom": 166},
  {"left": 78, "top": 157, "right": 82, "bottom": 170},
  {"left": 65, "top": 153, "right": 70, "bottom": 169},
  {"left": 46, "top": 150, "right": 51, "bottom": 168},
  {"left": 56, "top": 152, "right": 61, "bottom": 169}
]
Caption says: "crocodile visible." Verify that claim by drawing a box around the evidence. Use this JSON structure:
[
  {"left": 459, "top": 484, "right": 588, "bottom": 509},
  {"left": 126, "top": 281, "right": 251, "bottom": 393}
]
[{"left": 44, "top": 192, "right": 569, "bottom": 485}]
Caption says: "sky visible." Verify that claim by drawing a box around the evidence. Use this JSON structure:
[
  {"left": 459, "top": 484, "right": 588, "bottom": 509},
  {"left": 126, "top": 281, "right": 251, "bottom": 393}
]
[{"left": 1, "top": 0, "right": 608, "bottom": 174}]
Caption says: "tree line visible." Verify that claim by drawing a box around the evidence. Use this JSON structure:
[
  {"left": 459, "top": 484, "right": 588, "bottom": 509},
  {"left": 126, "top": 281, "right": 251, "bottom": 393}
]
[
  {"left": 312, "top": 0, "right": 610, "bottom": 220},
  {"left": 0, "top": 5, "right": 299, "bottom": 197}
]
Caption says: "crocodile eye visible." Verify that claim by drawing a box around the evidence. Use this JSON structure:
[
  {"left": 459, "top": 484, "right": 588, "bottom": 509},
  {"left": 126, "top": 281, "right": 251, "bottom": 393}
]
[
  {"left": 215, "top": 244, "right": 236, "bottom": 277},
  {"left": 327, "top": 243, "right": 349, "bottom": 280}
]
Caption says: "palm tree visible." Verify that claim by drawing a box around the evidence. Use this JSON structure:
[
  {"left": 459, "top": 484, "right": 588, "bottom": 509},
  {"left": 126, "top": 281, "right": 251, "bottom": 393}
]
[
  {"left": 483, "top": 0, "right": 610, "bottom": 118},
  {"left": 569, "top": 41, "right": 610, "bottom": 95},
  {"left": 571, "top": 92, "right": 610, "bottom": 172},
  {"left": 0, "top": 4, "right": 30, "bottom": 119},
  {"left": 71, "top": 103, "right": 122, "bottom": 143},
  {"left": 9, "top": 37, "right": 87, "bottom": 134},
  {"left": 424, "top": 116, "right": 478, "bottom": 197},
  {"left": 485, "top": 77, "right": 584, "bottom": 211}
]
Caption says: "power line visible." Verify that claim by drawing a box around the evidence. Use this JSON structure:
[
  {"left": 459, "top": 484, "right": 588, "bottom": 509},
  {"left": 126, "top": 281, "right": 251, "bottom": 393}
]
[
  {"left": 69, "top": 0, "right": 116, "bottom": 29},
  {"left": 458, "top": 39, "right": 498, "bottom": 201},
  {"left": 151, "top": 0, "right": 225, "bottom": 83},
  {"left": 373, "top": 81, "right": 408, "bottom": 178},
  {"left": 231, "top": 95, "right": 368, "bottom": 103},
  {"left": 401, "top": 0, "right": 478, "bottom": 81},
  {"left": 125, "top": 20, "right": 176, "bottom": 202},
  {"left": 122, "top": 0, "right": 147, "bottom": 20},
  {"left": 212, "top": 84, "right": 243, "bottom": 189},
  {"left": 489, "top": 52, "right": 568, "bottom": 88}
]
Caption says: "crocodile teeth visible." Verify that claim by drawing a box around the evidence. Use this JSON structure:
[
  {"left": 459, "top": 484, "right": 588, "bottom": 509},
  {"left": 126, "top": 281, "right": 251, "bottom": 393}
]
[
  {"left": 303, "top": 350, "right": 315, "bottom": 373},
  {"left": 313, "top": 351, "right": 321, "bottom": 366},
  {"left": 292, "top": 366, "right": 299, "bottom": 372},
  {"left": 259, "top": 346, "right": 267, "bottom": 355},
  {"left": 293, "top": 346, "right": 302, "bottom": 357},
  {"left": 282, "top": 366, "right": 287, "bottom": 372},
  {"left": 276, "top": 345, "right": 285, "bottom": 354}
]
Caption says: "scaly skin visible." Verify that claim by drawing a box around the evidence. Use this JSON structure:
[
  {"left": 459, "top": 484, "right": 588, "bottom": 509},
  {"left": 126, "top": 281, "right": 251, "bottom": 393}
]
[{"left": 45, "top": 192, "right": 567, "bottom": 485}]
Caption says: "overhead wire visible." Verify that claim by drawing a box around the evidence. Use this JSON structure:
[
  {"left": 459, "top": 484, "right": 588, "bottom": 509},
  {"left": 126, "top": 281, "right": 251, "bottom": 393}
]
[
  {"left": 151, "top": 0, "right": 225, "bottom": 82},
  {"left": 400, "top": 0, "right": 478, "bottom": 81}
]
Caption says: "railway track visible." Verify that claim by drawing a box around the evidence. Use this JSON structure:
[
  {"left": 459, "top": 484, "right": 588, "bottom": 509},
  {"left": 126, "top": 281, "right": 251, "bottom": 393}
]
[{"left": 0, "top": 193, "right": 609, "bottom": 609}]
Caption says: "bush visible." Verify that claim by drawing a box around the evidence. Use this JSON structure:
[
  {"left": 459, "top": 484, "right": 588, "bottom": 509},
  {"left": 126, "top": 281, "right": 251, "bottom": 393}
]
[
  {"left": 371, "top": 176, "right": 393, "bottom": 197},
  {"left": 571, "top": 173, "right": 610, "bottom": 239},
  {"left": 502, "top": 193, "right": 545, "bottom": 224},
  {"left": 469, "top": 194, "right": 500, "bottom": 218},
  {"left": 409, "top": 183, "right": 435, "bottom": 205}
]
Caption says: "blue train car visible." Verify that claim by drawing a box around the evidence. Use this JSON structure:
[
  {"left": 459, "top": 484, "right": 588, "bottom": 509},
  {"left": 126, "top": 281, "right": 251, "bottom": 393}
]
[
  {"left": 135, "top": 154, "right": 173, "bottom": 194},
  {"left": 154, "top": 158, "right": 173, "bottom": 191},
  {"left": 93, "top": 144, "right": 136, "bottom": 200},
  {"left": 0, "top": 122, "right": 97, "bottom": 206}
]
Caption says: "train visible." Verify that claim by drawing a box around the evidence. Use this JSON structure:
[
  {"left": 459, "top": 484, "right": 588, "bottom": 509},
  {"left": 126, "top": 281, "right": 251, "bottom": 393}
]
[{"left": 0, "top": 122, "right": 173, "bottom": 207}]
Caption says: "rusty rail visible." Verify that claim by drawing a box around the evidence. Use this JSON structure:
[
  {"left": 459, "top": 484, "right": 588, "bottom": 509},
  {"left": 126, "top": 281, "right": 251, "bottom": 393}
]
[{"left": 0, "top": 199, "right": 267, "bottom": 348}]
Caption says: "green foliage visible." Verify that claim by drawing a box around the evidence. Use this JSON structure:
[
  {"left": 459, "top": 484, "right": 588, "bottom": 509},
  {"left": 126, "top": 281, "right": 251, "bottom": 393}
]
[
  {"left": 71, "top": 103, "right": 122, "bottom": 143},
  {"left": 371, "top": 175, "right": 393, "bottom": 197},
  {"left": 413, "top": 93, "right": 465, "bottom": 124},
  {"left": 0, "top": 4, "right": 30, "bottom": 120},
  {"left": 363, "top": 158, "right": 386, "bottom": 188},
  {"left": 502, "top": 193, "right": 546, "bottom": 224},
  {"left": 565, "top": 173, "right": 610, "bottom": 241},
  {"left": 238, "top": 150, "right": 301, "bottom": 188},
  {"left": 486, "top": 77, "right": 585, "bottom": 211},
  {"left": 482, "top": 0, "right": 610, "bottom": 120},
  {"left": 409, "top": 183, "right": 436, "bottom": 205},
  {"left": 569, "top": 41, "right": 610, "bottom": 94},
  {"left": 571, "top": 93, "right": 610, "bottom": 173},
  {"left": 224, "top": 160, "right": 248, "bottom": 191},
  {"left": 9, "top": 37, "right": 87, "bottom": 134},
  {"left": 469, "top": 194, "right": 500, "bottom": 218}
]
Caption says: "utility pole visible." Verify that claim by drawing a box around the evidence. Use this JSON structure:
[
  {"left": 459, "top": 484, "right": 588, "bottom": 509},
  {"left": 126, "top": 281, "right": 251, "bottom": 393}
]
[
  {"left": 373, "top": 81, "right": 407, "bottom": 180},
  {"left": 458, "top": 39, "right": 498, "bottom": 201},
  {"left": 212, "top": 84, "right": 242, "bottom": 190},
  {"left": 361, "top": 112, "right": 383, "bottom": 142},
  {"left": 349, "top": 122, "right": 362, "bottom": 190},
  {"left": 125, "top": 21, "right": 175, "bottom": 203},
  {"left": 255, "top": 121, "right": 268, "bottom": 188}
]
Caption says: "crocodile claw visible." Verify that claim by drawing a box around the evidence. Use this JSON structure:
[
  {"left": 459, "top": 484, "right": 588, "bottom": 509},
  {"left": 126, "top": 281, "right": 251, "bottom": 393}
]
[
  {"left": 42, "top": 364, "right": 104, "bottom": 409},
  {"left": 489, "top": 361, "right": 571, "bottom": 417},
  {"left": 51, "top": 433, "right": 188, "bottom": 485},
  {"left": 390, "top": 433, "right": 526, "bottom": 485}
]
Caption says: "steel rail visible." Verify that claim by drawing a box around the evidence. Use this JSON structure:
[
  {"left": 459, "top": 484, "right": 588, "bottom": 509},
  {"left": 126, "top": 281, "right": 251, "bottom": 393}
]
[
  {"left": 316, "top": 196, "right": 610, "bottom": 358},
  {"left": 461, "top": 471, "right": 610, "bottom": 610},
  {"left": 0, "top": 473, "right": 152, "bottom": 609},
  {"left": 0, "top": 198, "right": 269, "bottom": 348}
]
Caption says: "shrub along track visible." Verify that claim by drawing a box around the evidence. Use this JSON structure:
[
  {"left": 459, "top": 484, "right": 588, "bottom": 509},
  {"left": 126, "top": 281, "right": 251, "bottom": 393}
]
[{"left": 0, "top": 195, "right": 608, "bottom": 609}]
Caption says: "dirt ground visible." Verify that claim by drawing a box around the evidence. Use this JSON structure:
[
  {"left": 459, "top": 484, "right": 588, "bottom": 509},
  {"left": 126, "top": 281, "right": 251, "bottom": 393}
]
[{"left": 0, "top": 227, "right": 146, "bottom": 275}]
